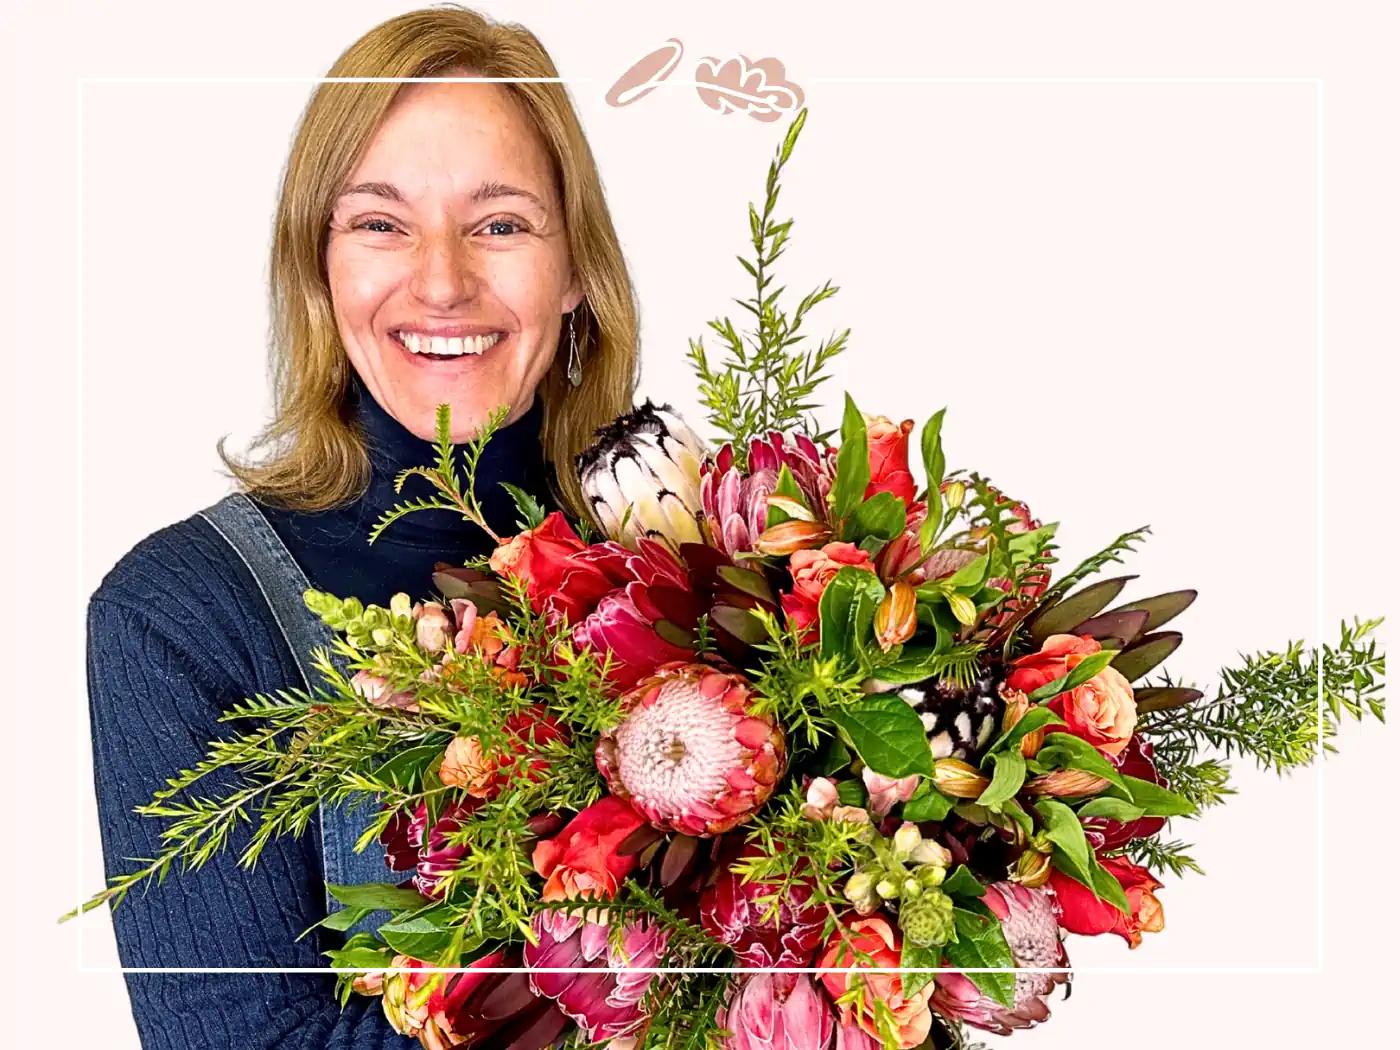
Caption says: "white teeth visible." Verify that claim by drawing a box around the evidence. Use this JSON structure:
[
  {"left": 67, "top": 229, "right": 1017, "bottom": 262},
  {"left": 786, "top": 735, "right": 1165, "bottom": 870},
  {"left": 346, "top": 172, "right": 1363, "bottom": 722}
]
[{"left": 398, "top": 331, "right": 503, "bottom": 357}]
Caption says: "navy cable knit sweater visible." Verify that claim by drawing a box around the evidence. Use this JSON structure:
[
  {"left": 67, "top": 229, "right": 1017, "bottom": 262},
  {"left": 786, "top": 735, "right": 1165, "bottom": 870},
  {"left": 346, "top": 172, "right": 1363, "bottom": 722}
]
[{"left": 86, "top": 377, "right": 553, "bottom": 1048}]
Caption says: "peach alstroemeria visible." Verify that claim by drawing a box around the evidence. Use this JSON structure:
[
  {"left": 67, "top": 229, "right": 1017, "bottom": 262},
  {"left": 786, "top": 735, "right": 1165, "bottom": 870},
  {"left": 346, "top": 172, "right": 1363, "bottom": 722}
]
[{"left": 862, "top": 767, "right": 920, "bottom": 817}]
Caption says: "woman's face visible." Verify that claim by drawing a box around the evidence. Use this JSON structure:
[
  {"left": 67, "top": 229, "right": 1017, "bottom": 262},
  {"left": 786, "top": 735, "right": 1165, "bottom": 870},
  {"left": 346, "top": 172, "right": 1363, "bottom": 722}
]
[{"left": 326, "top": 77, "right": 582, "bottom": 442}]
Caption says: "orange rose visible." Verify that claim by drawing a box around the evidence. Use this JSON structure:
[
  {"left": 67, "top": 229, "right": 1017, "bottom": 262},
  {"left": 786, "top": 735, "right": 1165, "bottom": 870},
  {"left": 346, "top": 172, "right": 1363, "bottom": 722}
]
[
  {"left": 440, "top": 706, "right": 568, "bottom": 800},
  {"left": 781, "top": 542, "right": 876, "bottom": 643},
  {"left": 532, "top": 795, "right": 646, "bottom": 903},
  {"left": 818, "top": 915, "right": 934, "bottom": 1049},
  {"left": 1008, "top": 634, "right": 1137, "bottom": 757}
]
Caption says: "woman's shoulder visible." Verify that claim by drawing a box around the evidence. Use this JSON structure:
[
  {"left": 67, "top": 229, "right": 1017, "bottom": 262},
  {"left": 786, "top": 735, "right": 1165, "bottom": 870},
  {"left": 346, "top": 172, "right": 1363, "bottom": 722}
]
[{"left": 87, "top": 498, "right": 285, "bottom": 687}]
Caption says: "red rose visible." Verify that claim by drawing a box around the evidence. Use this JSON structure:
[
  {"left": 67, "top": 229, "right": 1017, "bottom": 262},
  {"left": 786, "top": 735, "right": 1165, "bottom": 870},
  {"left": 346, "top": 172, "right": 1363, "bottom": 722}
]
[
  {"left": 488, "top": 511, "right": 625, "bottom": 623},
  {"left": 1008, "top": 634, "right": 1137, "bottom": 757},
  {"left": 864, "top": 416, "right": 917, "bottom": 506},
  {"left": 532, "top": 795, "right": 646, "bottom": 903},
  {"left": 780, "top": 542, "right": 877, "bottom": 642},
  {"left": 1047, "top": 857, "right": 1164, "bottom": 948}
]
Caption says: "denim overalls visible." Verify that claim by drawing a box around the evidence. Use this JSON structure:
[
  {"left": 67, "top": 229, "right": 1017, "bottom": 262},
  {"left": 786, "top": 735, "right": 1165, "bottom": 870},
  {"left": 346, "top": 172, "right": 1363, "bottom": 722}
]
[{"left": 199, "top": 492, "right": 398, "bottom": 933}]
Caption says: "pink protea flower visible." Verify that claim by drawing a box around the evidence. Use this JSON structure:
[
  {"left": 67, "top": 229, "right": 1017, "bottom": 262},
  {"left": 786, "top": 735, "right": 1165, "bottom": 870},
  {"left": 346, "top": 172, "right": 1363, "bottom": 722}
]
[
  {"left": 716, "top": 971, "right": 835, "bottom": 1050},
  {"left": 407, "top": 799, "right": 482, "bottom": 898},
  {"left": 700, "top": 843, "right": 826, "bottom": 968},
  {"left": 524, "top": 910, "right": 669, "bottom": 1041},
  {"left": 700, "top": 434, "right": 837, "bottom": 558},
  {"left": 573, "top": 539, "right": 705, "bottom": 688},
  {"left": 929, "top": 881, "right": 1069, "bottom": 1036},
  {"left": 595, "top": 662, "right": 786, "bottom": 837}
]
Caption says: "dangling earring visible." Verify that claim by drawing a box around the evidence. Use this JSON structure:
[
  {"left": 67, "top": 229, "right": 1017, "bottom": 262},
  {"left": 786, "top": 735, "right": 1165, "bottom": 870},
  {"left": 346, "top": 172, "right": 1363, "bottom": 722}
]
[{"left": 565, "top": 309, "right": 584, "bottom": 387}]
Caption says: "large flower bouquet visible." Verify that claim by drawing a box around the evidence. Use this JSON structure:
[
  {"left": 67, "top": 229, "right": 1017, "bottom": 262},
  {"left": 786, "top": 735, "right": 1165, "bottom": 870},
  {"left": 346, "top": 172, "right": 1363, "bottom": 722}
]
[{"left": 74, "top": 110, "right": 1385, "bottom": 1050}]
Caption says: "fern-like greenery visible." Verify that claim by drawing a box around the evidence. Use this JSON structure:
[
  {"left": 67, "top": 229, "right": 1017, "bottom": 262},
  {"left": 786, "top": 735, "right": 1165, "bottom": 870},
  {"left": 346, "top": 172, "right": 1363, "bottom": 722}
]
[{"left": 686, "top": 107, "right": 850, "bottom": 456}]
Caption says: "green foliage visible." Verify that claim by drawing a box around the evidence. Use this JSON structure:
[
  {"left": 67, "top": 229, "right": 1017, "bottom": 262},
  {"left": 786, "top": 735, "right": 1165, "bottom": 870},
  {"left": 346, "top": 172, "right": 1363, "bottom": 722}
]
[
  {"left": 369, "top": 402, "right": 510, "bottom": 545},
  {"left": 1034, "top": 525, "right": 1151, "bottom": 611},
  {"left": 686, "top": 108, "right": 850, "bottom": 454}
]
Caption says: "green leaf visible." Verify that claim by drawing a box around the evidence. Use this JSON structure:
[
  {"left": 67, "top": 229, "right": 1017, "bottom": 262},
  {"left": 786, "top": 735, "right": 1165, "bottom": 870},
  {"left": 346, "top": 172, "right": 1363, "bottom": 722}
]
[
  {"left": 943, "top": 907, "right": 1016, "bottom": 1009},
  {"left": 1033, "top": 733, "right": 1127, "bottom": 793},
  {"left": 318, "top": 906, "right": 373, "bottom": 933},
  {"left": 900, "top": 939, "right": 943, "bottom": 999},
  {"left": 1089, "top": 859, "right": 1132, "bottom": 915},
  {"left": 942, "top": 864, "right": 986, "bottom": 901},
  {"left": 902, "top": 782, "right": 956, "bottom": 821},
  {"left": 831, "top": 395, "right": 871, "bottom": 525},
  {"left": 814, "top": 734, "right": 853, "bottom": 777},
  {"left": 920, "top": 409, "right": 947, "bottom": 533},
  {"left": 1076, "top": 797, "right": 1145, "bottom": 822},
  {"left": 1034, "top": 799, "right": 1094, "bottom": 884},
  {"left": 836, "top": 779, "right": 867, "bottom": 807},
  {"left": 1118, "top": 774, "right": 1197, "bottom": 817},
  {"left": 499, "top": 482, "right": 546, "bottom": 530},
  {"left": 818, "top": 566, "right": 886, "bottom": 662},
  {"left": 373, "top": 745, "right": 445, "bottom": 790},
  {"left": 327, "top": 945, "right": 395, "bottom": 970},
  {"left": 1028, "top": 575, "right": 1138, "bottom": 642},
  {"left": 378, "top": 905, "right": 455, "bottom": 960},
  {"left": 1000, "top": 797, "right": 1035, "bottom": 840},
  {"left": 327, "top": 883, "right": 432, "bottom": 912},
  {"left": 765, "top": 464, "right": 809, "bottom": 529},
  {"left": 829, "top": 694, "right": 935, "bottom": 778},
  {"left": 848, "top": 491, "right": 906, "bottom": 544},
  {"left": 1026, "top": 649, "right": 1119, "bottom": 703},
  {"left": 985, "top": 706, "right": 1065, "bottom": 758},
  {"left": 976, "top": 749, "right": 1026, "bottom": 808},
  {"left": 1110, "top": 632, "right": 1183, "bottom": 683},
  {"left": 944, "top": 552, "right": 992, "bottom": 591}
]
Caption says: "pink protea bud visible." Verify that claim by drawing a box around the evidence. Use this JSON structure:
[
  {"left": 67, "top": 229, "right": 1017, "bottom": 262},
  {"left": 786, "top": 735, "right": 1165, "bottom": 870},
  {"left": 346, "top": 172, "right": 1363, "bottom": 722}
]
[
  {"left": 700, "top": 843, "right": 827, "bottom": 968},
  {"left": 596, "top": 662, "right": 786, "bottom": 837},
  {"left": 929, "top": 881, "right": 1068, "bottom": 1036},
  {"left": 716, "top": 971, "right": 836, "bottom": 1050}
]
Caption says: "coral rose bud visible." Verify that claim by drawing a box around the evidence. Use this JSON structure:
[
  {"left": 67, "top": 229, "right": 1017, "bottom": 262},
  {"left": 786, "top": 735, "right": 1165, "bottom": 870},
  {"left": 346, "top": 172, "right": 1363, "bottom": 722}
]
[
  {"left": 439, "top": 735, "right": 492, "bottom": 795},
  {"left": 874, "top": 581, "right": 918, "bottom": 652}
]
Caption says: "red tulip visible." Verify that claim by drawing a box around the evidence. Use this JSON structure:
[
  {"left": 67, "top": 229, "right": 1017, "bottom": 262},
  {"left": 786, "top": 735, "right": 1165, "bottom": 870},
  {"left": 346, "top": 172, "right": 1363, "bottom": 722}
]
[
  {"left": 1047, "top": 856, "right": 1164, "bottom": 948},
  {"left": 864, "top": 416, "right": 917, "bottom": 506}
]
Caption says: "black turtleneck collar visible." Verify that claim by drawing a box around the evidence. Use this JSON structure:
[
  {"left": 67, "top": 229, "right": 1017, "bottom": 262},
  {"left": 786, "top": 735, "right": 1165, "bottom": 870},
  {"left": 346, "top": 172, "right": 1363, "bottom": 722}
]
[{"left": 256, "top": 371, "right": 555, "bottom": 608}]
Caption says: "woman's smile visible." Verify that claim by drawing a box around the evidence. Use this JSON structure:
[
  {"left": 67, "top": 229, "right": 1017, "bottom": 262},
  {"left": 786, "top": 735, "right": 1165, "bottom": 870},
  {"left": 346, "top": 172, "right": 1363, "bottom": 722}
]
[{"left": 389, "top": 328, "right": 508, "bottom": 364}]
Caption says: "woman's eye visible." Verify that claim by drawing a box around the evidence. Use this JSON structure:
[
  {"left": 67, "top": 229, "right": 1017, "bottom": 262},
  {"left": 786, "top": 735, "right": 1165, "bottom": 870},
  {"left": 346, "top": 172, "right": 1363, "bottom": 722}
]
[
  {"left": 483, "top": 218, "right": 525, "bottom": 236},
  {"left": 354, "top": 218, "right": 399, "bottom": 234}
]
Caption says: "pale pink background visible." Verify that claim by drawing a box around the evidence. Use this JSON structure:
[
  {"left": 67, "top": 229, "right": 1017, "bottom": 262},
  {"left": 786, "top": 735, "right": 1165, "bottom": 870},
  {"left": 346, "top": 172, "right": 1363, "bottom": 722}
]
[{"left": 3, "top": 0, "right": 1396, "bottom": 1046}]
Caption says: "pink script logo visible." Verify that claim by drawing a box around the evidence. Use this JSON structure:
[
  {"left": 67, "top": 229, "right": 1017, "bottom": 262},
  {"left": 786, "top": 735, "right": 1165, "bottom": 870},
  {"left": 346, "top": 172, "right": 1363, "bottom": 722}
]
[{"left": 606, "top": 38, "right": 804, "bottom": 122}]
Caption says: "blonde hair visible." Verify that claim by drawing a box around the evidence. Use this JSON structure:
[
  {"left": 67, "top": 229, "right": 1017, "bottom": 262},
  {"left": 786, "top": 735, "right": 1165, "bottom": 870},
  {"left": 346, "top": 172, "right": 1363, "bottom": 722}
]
[{"left": 219, "top": 4, "right": 638, "bottom": 518}]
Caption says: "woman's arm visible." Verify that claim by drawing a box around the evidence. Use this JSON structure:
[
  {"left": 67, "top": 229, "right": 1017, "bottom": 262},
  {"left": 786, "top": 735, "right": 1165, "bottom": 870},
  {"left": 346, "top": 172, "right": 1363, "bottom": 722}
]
[{"left": 87, "top": 596, "right": 410, "bottom": 1049}]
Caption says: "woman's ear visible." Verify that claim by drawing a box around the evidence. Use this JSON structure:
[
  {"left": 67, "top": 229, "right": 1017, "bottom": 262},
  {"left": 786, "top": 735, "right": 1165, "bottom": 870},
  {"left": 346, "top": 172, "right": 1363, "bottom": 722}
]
[{"left": 563, "top": 271, "right": 584, "bottom": 314}]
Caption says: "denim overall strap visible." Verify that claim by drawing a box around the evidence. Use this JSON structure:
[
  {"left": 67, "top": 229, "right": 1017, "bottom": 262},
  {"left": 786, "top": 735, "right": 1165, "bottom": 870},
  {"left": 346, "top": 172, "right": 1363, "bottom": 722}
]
[{"left": 197, "top": 492, "right": 399, "bottom": 924}]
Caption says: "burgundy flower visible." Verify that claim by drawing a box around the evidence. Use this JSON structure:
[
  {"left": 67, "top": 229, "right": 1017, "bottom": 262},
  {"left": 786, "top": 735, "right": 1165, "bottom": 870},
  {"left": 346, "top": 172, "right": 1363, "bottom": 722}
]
[
  {"left": 524, "top": 910, "right": 669, "bottom": 1041},
  {"left": 408, "top": 799, "right": 482, "bottom": 898},
  {"left": 572, "top": 539, "right": 704, "bottom": 688},
  {"left": 700, "top": 843, "right": 826, "bottom": 968},
  {"left": 428, "top": 947, "right": 570, "bottom": 1050}
]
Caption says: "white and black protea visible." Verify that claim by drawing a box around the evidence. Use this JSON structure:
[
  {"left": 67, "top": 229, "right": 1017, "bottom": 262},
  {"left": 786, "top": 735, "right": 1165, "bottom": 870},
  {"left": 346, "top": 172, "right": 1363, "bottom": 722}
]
[
  {"left": 576, "top": 401, "right": 708, "bottom": 551},
  {"left": 900, "top": 665, "right": 1004, "bottom": 763}
]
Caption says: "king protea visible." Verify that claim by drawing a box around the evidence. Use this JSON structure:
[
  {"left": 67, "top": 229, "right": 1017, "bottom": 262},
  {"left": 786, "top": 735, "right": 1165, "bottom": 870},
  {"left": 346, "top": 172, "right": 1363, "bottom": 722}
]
[
  {"left": 576, "top": 401, "right": 708, "bottom": 550},
  {"left": 596, "top": 662, "right": 785, "bottom": 837}
]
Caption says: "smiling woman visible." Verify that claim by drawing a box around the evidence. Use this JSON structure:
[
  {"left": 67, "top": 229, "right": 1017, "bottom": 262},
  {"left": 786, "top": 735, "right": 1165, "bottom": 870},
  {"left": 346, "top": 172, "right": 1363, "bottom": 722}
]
[{"left": 83, "top": 6, "right": 635, "bottom": 1050}]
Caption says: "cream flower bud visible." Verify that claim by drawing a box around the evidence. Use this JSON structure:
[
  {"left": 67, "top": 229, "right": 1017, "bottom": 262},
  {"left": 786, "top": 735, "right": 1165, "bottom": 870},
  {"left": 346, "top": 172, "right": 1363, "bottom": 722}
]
[
  {"left": 911, "top": 839, "right": 954, "bottom": 868},
  {"left": 892, "top": 822, "right": 923, "bottom": 862},
  {"left": 876, "top": 877, "right": 901, "bottom": 901},
  {"left": 390, "top": 592, "right": 413, "bottom": 621}
]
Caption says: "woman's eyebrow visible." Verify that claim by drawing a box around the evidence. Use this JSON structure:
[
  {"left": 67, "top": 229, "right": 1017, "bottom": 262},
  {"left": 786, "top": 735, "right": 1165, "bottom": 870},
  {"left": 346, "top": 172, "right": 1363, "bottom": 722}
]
[{"left": 336, "top": 179, "right": 548, "bottom": 210}]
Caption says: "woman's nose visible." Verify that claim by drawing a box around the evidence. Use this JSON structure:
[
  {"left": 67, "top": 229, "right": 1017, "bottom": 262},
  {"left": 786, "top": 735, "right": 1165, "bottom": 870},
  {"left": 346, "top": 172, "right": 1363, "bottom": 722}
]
[{"left": 408, "top": 230, "right": 481, "bottom": 308}]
